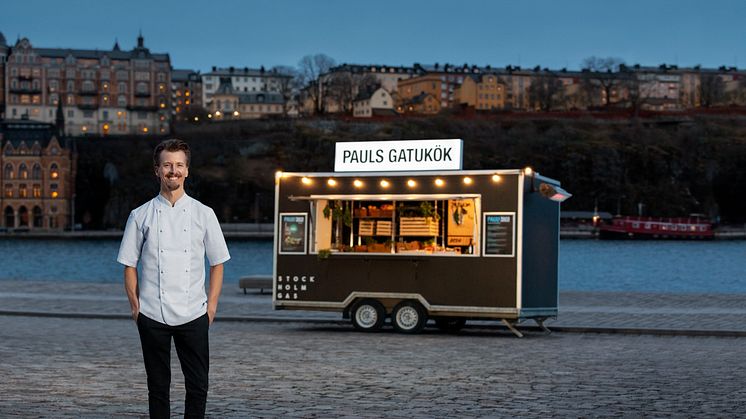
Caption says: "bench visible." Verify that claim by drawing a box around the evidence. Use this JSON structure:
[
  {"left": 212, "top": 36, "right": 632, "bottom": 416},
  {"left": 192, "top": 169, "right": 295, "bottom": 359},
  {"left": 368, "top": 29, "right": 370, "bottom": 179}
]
[{"left": 239, "top": 275, "right": 272, "bottom": 294}]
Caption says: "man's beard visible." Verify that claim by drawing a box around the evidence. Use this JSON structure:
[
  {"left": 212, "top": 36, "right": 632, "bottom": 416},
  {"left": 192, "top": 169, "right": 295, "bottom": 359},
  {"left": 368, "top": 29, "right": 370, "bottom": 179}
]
[{"left": 163, "top": 176, "right": 182, "bottom": 191}]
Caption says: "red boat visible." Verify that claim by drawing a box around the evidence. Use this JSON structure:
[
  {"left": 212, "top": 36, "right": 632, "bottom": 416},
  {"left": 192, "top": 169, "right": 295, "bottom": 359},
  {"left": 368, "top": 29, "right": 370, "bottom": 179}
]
[{"left": 598, "top": 216, "right": 714, "bottom": 240}]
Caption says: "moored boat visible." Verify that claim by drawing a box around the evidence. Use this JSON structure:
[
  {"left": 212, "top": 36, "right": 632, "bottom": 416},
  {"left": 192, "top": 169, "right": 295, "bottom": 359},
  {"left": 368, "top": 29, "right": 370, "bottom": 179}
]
[{"left": 598, "top": 215, "right": 714, "bottom": 240}]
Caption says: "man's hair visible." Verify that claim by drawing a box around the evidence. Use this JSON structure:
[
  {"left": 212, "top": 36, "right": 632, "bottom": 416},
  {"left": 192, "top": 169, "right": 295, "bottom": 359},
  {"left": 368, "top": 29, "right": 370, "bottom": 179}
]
[{"left": 153, "top": 139, "right": 191, "bottom": 167}]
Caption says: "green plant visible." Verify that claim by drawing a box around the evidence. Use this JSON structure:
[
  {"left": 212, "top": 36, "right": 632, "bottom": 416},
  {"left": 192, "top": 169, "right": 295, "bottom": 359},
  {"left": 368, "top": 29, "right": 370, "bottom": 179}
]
[
  {"left": 364, "top": 236, "right": 376, "bottom": 246},
  {"left": 317, "top": 248, "right": 332, "bottom": 260},
  {"left": 323, "top": 201, "right": 352, "bottom": 227},
  {"left": 419, "top": 201, "right": 440, "bottom": 220}
]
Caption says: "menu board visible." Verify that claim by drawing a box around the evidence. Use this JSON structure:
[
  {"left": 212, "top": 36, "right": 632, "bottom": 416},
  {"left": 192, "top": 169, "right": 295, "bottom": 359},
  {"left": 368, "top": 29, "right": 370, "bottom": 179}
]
[
  {"left": 279, "top": 213, "right": 307, "bottom": 254},
  {"left": 483, "top": 212, "right": 515, "bottom": 257}
]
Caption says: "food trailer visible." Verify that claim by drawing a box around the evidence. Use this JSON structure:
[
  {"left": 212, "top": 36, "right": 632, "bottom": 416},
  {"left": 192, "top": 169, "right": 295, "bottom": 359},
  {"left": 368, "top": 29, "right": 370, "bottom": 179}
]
[{"left": 273, "top": 139, "right": 570, "bottom": 336}]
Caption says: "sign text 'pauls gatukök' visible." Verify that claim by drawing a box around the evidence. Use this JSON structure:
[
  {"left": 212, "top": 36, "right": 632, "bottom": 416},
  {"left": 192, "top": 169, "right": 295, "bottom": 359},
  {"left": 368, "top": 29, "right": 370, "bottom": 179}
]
[{"left": 334, "top": 139, "right": 463, "bottom": 172}]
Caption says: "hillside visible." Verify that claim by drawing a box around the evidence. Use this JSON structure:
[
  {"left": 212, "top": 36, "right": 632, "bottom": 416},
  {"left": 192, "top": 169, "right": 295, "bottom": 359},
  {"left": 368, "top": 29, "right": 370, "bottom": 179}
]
[{"left": 74, "top": 115, "right": 746, "bottom": 229}]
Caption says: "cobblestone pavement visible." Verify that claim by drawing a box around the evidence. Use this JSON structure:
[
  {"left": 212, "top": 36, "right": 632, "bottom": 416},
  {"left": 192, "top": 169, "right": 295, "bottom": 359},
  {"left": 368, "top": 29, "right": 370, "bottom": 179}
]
[
  {"left": 1, "top": 315, "right": 745, "bottom": 417},
  {"left": 2, "top": 280, "right": 746, "bottom": 332}
]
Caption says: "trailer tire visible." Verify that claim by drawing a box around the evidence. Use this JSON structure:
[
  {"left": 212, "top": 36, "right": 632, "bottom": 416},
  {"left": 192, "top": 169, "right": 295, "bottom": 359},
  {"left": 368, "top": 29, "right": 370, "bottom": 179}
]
[
  {"left": 435, "top": 317, "right": 466, "bottom": 333},
  {"left": 350, "top": 299, "right": 385, "bottom": 332},
  {"left": 392, "top": 301, "right": 427, "bottom": 334}
]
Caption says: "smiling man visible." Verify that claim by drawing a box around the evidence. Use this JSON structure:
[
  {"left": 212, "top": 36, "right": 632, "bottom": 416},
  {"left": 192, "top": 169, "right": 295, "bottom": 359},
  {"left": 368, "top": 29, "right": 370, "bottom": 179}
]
[{"left": 117, "top": 139, "right": 230, "bottom": 418}]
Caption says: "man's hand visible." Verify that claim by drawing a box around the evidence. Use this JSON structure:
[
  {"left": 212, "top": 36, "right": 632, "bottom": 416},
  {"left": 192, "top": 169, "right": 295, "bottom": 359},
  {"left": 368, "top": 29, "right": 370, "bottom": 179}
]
[
  {"left": 207, "top": 304, "right": 217, "bottom": 325},
  {"left": 207, "top": 263, "right": 224, "bottom": 326},
  {"left": 124, "top": 266, "right": 140, "bottom": 323}
]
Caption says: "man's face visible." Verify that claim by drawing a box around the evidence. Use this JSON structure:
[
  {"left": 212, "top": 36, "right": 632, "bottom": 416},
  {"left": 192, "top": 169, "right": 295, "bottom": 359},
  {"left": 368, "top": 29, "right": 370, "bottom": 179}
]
[{"left": 155, "top": 150, "right": 189, "bottom": 191}]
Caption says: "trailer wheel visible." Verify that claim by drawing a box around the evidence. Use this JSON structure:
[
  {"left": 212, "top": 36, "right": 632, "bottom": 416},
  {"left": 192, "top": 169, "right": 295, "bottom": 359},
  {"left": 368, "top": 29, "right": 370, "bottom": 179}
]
[
  {"left": 435, "top": 317, "right": 466, "bottom": 333},
  {"left": 350, "top": 299, "right": 385, "bottom": 331},
  {"left": 392, "top": 301, "right": 427, "bottom": 334}
]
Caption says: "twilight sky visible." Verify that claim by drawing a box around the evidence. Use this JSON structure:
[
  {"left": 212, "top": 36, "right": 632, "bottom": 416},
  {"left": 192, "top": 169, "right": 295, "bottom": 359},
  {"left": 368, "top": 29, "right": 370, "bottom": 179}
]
[{"left": 2, "top": 0, "right": 745, "bottom": 72}]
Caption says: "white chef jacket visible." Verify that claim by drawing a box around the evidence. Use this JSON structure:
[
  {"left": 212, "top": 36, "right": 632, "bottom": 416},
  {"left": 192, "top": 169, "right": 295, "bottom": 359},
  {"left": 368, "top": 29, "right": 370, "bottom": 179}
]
[{"left": 117, "top": 193, "right": 230, "bottom": 326}]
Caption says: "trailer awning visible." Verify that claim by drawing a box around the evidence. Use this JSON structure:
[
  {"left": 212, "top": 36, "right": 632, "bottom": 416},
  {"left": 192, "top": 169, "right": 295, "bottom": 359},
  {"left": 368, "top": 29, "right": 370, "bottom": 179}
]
[{"left": 288, "top": 194, "right": 481, "bottom": 201}]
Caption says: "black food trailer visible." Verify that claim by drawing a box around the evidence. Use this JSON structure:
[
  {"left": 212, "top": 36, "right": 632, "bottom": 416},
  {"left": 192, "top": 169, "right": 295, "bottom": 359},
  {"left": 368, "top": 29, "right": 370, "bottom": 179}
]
[{"left": 273, "top": 140, "right": 570, "bottom": 336}]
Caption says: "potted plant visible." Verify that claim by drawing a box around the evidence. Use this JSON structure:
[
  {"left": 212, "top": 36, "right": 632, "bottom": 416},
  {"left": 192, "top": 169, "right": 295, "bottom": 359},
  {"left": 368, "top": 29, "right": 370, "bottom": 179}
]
[{"left": 323, "top": 200, "right": 352, "bottom": 247}]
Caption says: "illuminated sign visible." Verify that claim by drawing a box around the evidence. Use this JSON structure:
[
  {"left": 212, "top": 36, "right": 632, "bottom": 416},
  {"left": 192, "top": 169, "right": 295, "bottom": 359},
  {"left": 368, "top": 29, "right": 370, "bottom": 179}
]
[{"left": 334, "top": 139, "right": 463, "bottom": 172}]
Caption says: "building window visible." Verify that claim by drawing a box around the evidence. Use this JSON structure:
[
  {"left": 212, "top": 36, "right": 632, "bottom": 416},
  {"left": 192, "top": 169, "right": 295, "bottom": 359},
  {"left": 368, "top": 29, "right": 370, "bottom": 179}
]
[
  {"left": 118, "top": 95, "right": 127, "bottom": 107},
  {"left": 50, "top": 164, "right": 59, "bottom": 180},
  {"left": 19, "top": 184, "right": 28, "bottom": 198},
  {"left": 4, "top": 164, "right": 13, "bottom": 179},
  {"left": 4, "top": 184, "right": 12, "bottom": 198},
  {"left": 83, "top": 111, "right": 94, "bottom": 118},
  {"left": 66, "top": 95, "right": 75, "bottom": 105},
  {"left": 50, "top": 184, "right": 59, "bottom": 199},
  {"left": 32, "top": 164, "right": 41, "bottom": 179},
  {"left": 18, "top": 164, "right": 28, "bottom": 179},
  {"left": 32, "top": 206, "right": 43, "bottom": 228}
]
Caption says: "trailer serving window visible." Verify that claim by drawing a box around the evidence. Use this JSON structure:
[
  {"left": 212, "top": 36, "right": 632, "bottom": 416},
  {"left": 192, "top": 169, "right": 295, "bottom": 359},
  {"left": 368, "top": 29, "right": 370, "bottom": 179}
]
[{"left": 301, "top": 194, "right": 481, "bottom": 256}]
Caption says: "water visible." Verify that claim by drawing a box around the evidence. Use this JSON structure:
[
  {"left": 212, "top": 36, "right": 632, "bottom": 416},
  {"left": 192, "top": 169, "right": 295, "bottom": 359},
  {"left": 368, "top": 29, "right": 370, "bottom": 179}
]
[
  {"left": 0, "top": 239, "right": 273, "bottom": 284},
  {"left": 0, "top": 238, "right": 744, "bottom": 294}
]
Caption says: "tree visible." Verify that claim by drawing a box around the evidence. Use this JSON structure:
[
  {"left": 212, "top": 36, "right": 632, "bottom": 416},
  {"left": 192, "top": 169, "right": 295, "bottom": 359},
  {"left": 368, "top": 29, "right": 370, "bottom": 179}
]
[
  {"left": 618, "top": 68, "right": 654, "bottom": 117},
  {"left": 527, "top": 72, "right": 565, "bottom": 111},
  {"left": 700, "top": 72, "right": 726, "bottom": 107},
  {"left": 272, "top": 65, "right": 299, "bottom": 116},
  {"left": 325, "top": 72, "right": 379, "bottom": 114},
  {"left": 581, "top": 56, "right": 625, "bottom": 109},
  {"left": 297, "top": 54, "right": 336, "bottom": 114}
]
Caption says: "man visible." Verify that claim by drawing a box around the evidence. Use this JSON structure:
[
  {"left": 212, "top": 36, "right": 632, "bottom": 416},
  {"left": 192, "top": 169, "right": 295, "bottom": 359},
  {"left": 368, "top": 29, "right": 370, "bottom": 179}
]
[{"left": 117, "top": 139, "right": 230, "bottom": 418}]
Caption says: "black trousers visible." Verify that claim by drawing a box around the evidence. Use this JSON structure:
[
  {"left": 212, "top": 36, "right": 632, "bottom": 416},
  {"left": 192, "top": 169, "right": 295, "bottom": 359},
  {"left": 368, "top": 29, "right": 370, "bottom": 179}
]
[{"left": 137, "top": 313, "right": 209, "bottom": 419}]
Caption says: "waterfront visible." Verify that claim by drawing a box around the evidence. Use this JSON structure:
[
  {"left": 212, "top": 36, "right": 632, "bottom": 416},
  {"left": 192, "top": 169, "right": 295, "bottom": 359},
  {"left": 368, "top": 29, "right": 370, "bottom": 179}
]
[{"left": 1, "top": 238, "right": 744, "bottom": 293}]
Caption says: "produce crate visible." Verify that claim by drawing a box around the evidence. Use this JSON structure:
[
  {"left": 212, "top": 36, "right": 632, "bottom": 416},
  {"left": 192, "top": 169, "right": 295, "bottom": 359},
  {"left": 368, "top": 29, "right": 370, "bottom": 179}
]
[
  {"left": 399, "top": 217, "right": 439, "bottom": 236},
  {"left": 358, "top": 220, "right": 375, "bottom": 236},
  {"left": 376, "top": 221, "right": 392, "bottom": 236}
]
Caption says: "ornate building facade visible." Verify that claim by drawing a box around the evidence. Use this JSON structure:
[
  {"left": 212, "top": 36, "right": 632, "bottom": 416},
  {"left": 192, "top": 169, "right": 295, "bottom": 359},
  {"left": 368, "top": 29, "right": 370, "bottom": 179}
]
[
  {"left": 0, "top": 120, "right": 76, "bottom": 231},
  {"left": 3, "top": 34, "right": 171, "bottom": 136}
]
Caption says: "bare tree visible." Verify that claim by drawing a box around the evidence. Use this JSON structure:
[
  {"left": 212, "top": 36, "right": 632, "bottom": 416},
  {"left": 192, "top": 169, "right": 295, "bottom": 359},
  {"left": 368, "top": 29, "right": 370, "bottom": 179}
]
[
  {"left": 297, "top": 54, "right": 336, "bottom": 114},
  {"left": 700, "top": 72, "right": 726, "bottom": 107},
  {"left": 527, "top": 72, "right": 565, "bottom": 111},
  {"left": 272, "top": 65, "right": 299, "bottom": 116},
  {"left": 618, "top": 69, "right": 654, "bottom": 117},
  {"left": 325, "top": 72, "right": 379, "bottom": 114},
  {"left": 581, "top": 56, "right": 625, "bottom": 109}
]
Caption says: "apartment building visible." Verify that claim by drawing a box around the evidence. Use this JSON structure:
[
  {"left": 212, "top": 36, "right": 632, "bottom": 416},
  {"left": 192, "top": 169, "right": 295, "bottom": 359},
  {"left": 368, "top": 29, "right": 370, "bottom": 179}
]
[
  {"left": 208, "top": 78, "right": 285, "bottom": 119},
  {"left": 171, "top": 69, "right": 202, "bottom": 121},
  {"left": 201, "top": 66, "right": 291, "bottom": 110},
  {"left": 0, "top": 32, "right": 7, "bottom": 119},
  {"left": 454, "top": 74, "right": 507, "bottom": 110},
  {"left": 4, "top": 34, "right": 171, "bottom": 136},
  {"left": 0, "top": 120, "right": 76, "bottom": 231}
]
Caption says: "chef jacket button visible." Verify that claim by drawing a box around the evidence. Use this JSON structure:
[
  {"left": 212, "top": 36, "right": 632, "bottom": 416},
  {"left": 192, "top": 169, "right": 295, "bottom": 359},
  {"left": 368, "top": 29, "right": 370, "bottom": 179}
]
[
  {"left": 160, "top": 249, "right": 163, "bottom": 253},
  {"left": 183, "top": 228, "right": 187, "bottom": 232},
  {"left": 185, "top": 268, "right": 189, "bottom": 272},
  {"left": 160, "top": 270, "right": 164, "bottom": 274},
  {"left": 184, "top": 249, "right": 188, "bottom": 253},
  {"left": 183, "top": 209, "right": 186, "bottom": 212},
  {"left": 160, "top": 229, "right": 163, "bottom": 233}
]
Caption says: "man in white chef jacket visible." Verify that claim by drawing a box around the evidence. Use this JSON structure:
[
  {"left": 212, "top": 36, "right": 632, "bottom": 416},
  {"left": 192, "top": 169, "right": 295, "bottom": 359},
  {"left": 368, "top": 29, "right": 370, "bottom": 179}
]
[{"left": 117, "top": 139, "right": 230, "bottom": 419}]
